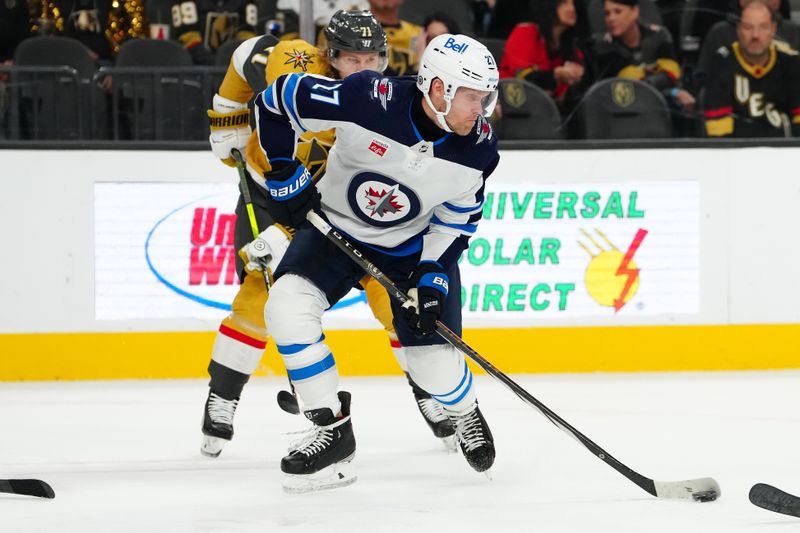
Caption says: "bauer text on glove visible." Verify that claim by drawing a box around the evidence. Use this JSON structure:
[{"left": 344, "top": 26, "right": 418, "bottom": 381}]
[
  {"left": 263, "top": 160, "right": 321, "bottom": 228},
  {"left": 402, "top": 261, "right": 448, "bottom": 336}
]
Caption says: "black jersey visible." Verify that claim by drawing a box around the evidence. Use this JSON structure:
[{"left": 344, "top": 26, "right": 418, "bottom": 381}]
[
  {"left": 591, "top": 23, "right": 680, "bottom": 90},
  {"left": 166, "top": 0, "right": 260, "bottom": 54},
  {"left": 703, "top": 42, "right": 800, "bottom": 137}
]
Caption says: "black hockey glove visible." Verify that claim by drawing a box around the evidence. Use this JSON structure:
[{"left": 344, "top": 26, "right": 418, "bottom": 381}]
[
  {"left": 263, "top": 160, "right": 320, "bottom": 229},
  {"left": 402, "top": 261, "right": 449, "bottom": 336}
]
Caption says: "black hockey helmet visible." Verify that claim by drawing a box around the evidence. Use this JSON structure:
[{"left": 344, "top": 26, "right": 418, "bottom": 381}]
[{"left": 324, "top": 10, "right": 388, "bottom": 72}]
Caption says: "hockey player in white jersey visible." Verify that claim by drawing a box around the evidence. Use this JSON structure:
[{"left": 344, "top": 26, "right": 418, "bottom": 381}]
[{"left": 254, "top": 33, "right": 500, "bottom": 492}]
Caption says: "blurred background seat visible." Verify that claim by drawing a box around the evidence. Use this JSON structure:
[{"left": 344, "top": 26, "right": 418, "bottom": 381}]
[
  {"left": 495, "top": 79, "right": 564, "bottom": 140},
  {"left": 480, "top": 37, "right": 507, "bottom": 64},
  {"left": 12, "top": 36, "right": 97, "bottom": 140},
  {"left": 576, "top": 78, "right": 673, "bottom": 139},
  {"left": 399, "top": 0, "right": 475, "bottom": 35},
  {"left": 214, "top": 39, "right": 244, "bottom": 68},
  {"left": 112, "top": 39, "right": 205, "bottom": 141}
]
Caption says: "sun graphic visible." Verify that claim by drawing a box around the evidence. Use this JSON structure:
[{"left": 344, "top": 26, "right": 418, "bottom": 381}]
[{"left": 577, "top": 228, "right": 646, "bottom": 311}]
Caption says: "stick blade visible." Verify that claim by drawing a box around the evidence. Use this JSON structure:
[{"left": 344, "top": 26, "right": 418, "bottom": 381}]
[
  {"left": 749, "top": 483, "right": 800, "bottom": 518},
  {"left": 654, "top": 477, "right": 720, "bottom": 502},
  {"left": 4, "top": 479, "right": 55, "bottom": 499}
]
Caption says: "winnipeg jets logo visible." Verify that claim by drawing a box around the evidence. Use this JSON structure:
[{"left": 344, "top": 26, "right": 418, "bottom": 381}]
[
  {"left": 347, "top": 172, "right": 421, "bottom": 228},
  {"left": 475, "top": 115, "right": 493, "bottom": 144},
  {"left": 364, "top": 186, "right": 404, "bottom": 218},
  {"left": 284, "top": 48, "right": 313, "bottom": 72},
  {"left": 371, "top": 78, "right": 393, "bottom": 110}
]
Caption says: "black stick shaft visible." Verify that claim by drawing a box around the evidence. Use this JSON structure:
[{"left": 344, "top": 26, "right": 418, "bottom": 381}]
[
  {"left": 231, "top": 149, "right": 271, "bottom": 290},
  {"left": 306, "top": 211, "right": 658, "bottom": 497}
]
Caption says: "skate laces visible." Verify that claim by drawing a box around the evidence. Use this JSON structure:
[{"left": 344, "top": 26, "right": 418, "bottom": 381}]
[
  {"left": 454, "top": 409, "right": 487, "bottom": 452},
  {"left": 417, "top": 397, "right": 449, "bottom": 423},
  {"left": 207, "top": 392, "right": 238, "bottom": 425},
  {"left": 293, "top": 415, "right": 350, "bottom": 457},
  {"left": 285, "top": 425, "right": 317, "bottom": 452}
]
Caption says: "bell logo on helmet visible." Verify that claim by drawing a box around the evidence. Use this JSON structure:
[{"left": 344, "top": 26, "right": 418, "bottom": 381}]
[{"left": 443, "top": 37, "right": 469, "bottom": 54}]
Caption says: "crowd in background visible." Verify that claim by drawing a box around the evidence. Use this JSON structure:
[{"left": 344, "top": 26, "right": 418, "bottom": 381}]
[{"left": 1, "top": 0, "right": 799, "bottom": 139}]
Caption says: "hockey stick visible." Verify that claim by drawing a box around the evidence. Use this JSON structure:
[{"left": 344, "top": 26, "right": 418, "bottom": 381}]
[
  {"left": 750, "top": 484, "right": 800, "bottom": 518},
  {"left": 306, "top": 210, "right": 720, "bottom": 502},
  {"left": 230, "top": 148, "right": 271, "bottom": 290},
  {"left": 0, "top": 479, "right": 55, "bottom": 499}
]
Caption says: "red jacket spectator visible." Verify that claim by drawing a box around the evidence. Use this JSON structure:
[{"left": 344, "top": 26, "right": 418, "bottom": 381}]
[{"left": 499, "top": 22, "right": 584, "bottom": 100}]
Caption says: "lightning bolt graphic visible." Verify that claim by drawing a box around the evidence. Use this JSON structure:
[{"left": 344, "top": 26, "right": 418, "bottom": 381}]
[{"left": 614, "top": 228, "right": 648, "bottom": 312}]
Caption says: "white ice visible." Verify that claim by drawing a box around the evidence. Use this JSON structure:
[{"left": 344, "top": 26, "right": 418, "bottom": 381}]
[{"left": 2, "top": 370, "right": 799, "bottom": 532}]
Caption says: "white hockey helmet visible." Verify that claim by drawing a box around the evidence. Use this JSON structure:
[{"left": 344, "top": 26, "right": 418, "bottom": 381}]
[{"left": 416, "top": 33, "right": 499, "bottom": 132}]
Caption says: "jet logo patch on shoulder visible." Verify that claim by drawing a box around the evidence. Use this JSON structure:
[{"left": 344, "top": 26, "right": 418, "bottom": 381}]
[
  {"left": 371, "top": 78, "right": 393, "bottom": 110},
  {"left": 475, "top": 115, "right": 493, "bottom": 144},
  {"left": 284, "top": 48, "right": 314, "bottom": 72}
]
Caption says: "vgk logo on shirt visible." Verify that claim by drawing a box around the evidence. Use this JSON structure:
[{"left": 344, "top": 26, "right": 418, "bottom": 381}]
[
  {"left": 371, "top": 78, "right": 393, "bottom": 110},
  {"left": 347, "top": 172, "right": 421, "bottom": 228}
]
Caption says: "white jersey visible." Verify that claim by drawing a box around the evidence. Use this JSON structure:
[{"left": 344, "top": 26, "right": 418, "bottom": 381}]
[{"left": 254, "top": 71, "right": 499, "bottom": 268}]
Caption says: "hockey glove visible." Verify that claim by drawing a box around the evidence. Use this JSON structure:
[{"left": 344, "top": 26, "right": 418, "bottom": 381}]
[
  {"left": 402, "top": 261, "right": 449, "bottom": 336},
  {"left": 263, "top": 160, "right": 321, "bottom": 228},
  {"left": 238, "top": 224, "right": 292, "bottom": 274},
  {"left": 207, "top": 94, "right": 251, "bottom": 167}
]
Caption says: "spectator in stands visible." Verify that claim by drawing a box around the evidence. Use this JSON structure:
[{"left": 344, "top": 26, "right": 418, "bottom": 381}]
[
  {"left": 471, "top": 0, "right": 495, "bottom": 37},
  {"left": 368, "top": 0, "right": 422, "bottom": 75},
  {"left": 153, "top": 0, "right": 262, "bottom": 65},
  {"left": 693, "top": 0, "right": 800, "bottom": 91},
  {"left": 703, "top": 0, "right": 800, "bottom": 137},
  {"left": 60, "top": 0, "right": 114, "bottom": 63},
  {"left": 679, "top": 0, "right": 792, "bottom": 67},
  {"left": 0, "top": 0, "right": 32, "bottom": 63},
  {"left": 499, "top": 0, "right": 587, "bottom": 114},
  {"left": 485, "top": 0, "right": 531, "bottom": 38},
  {"left": 414, "top": 12, "right": 461, "bottom": 63},
  {"left": 591, "top": 0, "right": 696, "bottom": 111}
]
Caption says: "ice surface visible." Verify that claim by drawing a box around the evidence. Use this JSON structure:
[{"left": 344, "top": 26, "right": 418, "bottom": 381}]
[{"left": 2, "top": 371, "right": 799, "bottom": 532}]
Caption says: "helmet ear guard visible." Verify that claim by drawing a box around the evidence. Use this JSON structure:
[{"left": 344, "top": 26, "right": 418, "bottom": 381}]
[{"left": 416, "top": 34, "right": 500, "bottom": 132}]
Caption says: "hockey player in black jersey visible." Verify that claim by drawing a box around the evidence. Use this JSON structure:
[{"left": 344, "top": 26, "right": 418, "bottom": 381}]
[
  {"left": 703, "top": 0, "right": 800, "bottom": 137},
  {"left": 254, "top": 33, "right": 500, "bottom": 492},
  {"left": 151, "top": 0, "right": 261, "bottom": 64}
]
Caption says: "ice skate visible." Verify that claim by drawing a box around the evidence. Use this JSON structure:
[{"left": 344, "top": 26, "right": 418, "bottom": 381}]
[
  {"left": 281, "top": 391, "right": 357, "bottom": 493},
  {"left": 200, "top": 390, "right": 239, "bottom": 458},
  {"left": 407, "top": 375, "right": 457, "bottom": 452},
  {"left": 450, "top": 402, "right": 495, "bottom": 474}
]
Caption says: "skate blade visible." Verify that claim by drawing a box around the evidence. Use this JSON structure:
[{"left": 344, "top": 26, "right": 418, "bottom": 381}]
[
  {"left": 483, "top": 469, "right": 493, "bottom": 481},
  {"left": 282, "top": 462, "right": 357, "bottom": 494},
  {"left": 200, "top": 435, "right": 227, "bottom": 458},
  {"left": 441, "top": 435, "right": 458, "bottom": 454}
]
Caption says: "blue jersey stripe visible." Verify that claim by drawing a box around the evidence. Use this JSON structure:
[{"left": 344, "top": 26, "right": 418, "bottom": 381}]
[
  {"left": 263, "top": 83, "right": 278, "bottom": 113},
  {"left": 282, "top": 74, "right": 307, "bottom": 133},
  {"left": 287, "top": 353, "right": 336, "bottom": 381},
  {"left": 432, "top": 361, "right": 469, "bottom": 399},
  {"left": 430, "top": 214, "right": 478, "bottom": 234},
  {"left": 435, "top": 372, "right": 473, "bottom": 406},
  {"left": 443, "top": 200, "right": 483, "bottom": 214},
  {"left": 277, "top": 333, "right": 326, "bottom": 356}
]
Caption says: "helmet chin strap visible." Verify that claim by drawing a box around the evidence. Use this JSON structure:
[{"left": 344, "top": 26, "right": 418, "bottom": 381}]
[{"left": 423, "top": 91, "right": 453, "bottom": 133}]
